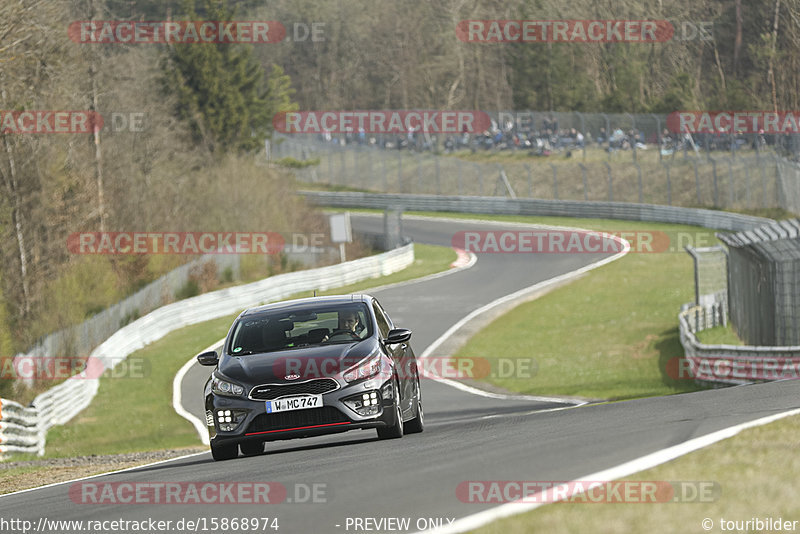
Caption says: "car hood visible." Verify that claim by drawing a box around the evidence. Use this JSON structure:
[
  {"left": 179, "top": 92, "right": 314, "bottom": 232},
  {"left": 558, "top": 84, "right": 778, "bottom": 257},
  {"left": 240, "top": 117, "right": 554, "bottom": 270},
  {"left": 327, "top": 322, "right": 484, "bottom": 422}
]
[{"left": 218, "top": 339, "right": 379, "bottom": 384}]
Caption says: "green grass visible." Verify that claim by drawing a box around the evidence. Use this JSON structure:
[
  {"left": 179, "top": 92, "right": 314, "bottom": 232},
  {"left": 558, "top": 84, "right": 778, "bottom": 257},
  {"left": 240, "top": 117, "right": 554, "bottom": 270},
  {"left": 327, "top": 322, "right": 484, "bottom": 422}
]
[
  {"left": 16, "top": 243, "right": 455, "bottom": 460},
  {"left": 695, "top": 324, "right": 744, "bottom": 346},
  {"left": 452, "top": 247, "right": 701, "bottom": 400},
  {"left": 469, "top": 413, "right": 800, "bottom": 534}
]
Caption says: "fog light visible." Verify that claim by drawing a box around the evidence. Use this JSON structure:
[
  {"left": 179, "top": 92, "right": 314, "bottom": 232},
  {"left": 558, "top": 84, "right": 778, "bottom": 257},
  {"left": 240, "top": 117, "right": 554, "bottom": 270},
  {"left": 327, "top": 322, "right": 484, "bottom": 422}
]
[
  {"left": 361, "top": 391, "right": 379, "bottom": 406},
  {"left": 344, "top": 390, "right": 382, "bottom": 416},
  {"left": 216, "top": 409, "right": 246, "bottom": 431}
]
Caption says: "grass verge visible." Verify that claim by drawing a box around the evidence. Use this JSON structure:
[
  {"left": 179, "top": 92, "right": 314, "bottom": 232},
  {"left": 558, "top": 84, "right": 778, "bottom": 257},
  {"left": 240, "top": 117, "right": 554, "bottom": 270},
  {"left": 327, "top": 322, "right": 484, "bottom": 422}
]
[
  {"left": 452, "top": 243, "right": 700, "bottom": 400},
  {"left": 695, "top": 324, "right": 744, "bottom": 346},
  {"left": 468, "top": 413, "right": 800, "bottom": 534}
]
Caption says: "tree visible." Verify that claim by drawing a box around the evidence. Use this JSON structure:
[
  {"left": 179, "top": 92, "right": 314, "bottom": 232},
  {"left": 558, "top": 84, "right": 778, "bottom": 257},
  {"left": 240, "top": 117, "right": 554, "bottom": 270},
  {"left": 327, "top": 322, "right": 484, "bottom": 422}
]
[{"left": 163, "top": 0, "right": 296, "bottom": 153}]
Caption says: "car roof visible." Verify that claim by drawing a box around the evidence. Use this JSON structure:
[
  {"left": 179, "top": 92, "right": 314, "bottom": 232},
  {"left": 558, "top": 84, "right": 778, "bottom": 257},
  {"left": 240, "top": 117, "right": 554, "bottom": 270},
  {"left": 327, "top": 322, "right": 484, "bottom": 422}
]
[{"left": 240, "top": 294, "right": 373, "bottom": 317}]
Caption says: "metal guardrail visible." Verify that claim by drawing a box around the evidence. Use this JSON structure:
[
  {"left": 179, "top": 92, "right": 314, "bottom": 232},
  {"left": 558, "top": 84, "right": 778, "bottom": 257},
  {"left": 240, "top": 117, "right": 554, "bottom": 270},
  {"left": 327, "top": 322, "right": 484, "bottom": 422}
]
[
  {"left": 300, "top": 191, "right": 773, "bottom": 231},
  {"left": 0, "top": 244, "right": 414, "bottom": 457},
  {"left": 678, "top": 303, "right": 800, "bottom": 385},
  {"left": 0, "top": 398, "right": 41, "bottom": 456}
]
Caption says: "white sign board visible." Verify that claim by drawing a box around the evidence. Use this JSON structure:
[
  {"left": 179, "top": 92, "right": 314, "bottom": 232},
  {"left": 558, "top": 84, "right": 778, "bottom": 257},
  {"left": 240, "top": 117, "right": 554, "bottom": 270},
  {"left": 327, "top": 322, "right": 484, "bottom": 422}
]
[{"left": 329, "top": 212, "right": 352, "bottom": 243}]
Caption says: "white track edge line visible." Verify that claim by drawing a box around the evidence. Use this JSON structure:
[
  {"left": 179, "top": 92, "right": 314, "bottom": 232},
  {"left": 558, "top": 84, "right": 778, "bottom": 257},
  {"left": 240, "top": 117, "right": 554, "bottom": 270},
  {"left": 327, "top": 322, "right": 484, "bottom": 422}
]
[{"left": 172, "top": 339, "right": 225, "bottom": 446}]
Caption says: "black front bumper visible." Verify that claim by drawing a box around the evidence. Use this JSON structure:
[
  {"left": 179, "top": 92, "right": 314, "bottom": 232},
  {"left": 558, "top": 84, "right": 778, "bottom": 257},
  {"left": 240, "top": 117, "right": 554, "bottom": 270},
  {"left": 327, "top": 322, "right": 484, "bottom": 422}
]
[{"left": 205, "top": 376, "right": 397, "bottom": 446}]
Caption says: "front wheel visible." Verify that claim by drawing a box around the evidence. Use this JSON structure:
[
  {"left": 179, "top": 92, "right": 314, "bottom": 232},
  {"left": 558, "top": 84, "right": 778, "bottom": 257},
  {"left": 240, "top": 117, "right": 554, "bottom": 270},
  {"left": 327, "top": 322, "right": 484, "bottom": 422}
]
[
  {"left": 210, "top": 440, "right": 238, "bottom": 461},
  {"left": 377, "top": 403, "right": 404, "bottom": 439},
  {"left": 404, "top": 380, "right": 424, "bottom": 434},
  {"left": 377, "top": 378, "right": 404, "bottom": 440}
]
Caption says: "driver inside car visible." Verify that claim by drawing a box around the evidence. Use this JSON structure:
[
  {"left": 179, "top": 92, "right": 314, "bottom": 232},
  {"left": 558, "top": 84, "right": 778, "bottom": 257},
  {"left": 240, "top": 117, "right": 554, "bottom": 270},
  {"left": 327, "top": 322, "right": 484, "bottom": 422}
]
[
  {"left": 322, "top": 310, "right": 362, "bottom": 341},
  {"left": 340, "top": 310, "right": 360, "bottom": 332}
]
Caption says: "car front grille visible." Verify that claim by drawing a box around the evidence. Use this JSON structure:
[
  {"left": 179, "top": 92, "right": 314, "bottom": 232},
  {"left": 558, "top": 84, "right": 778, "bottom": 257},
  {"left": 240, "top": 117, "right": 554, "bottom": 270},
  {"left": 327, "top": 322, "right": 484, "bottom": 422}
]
[
  {"left": 246, "top": 406, "right": 350, "bottom": 434},
  {"left": 248, "top": 378, "right": 339, "bottom": 400}
]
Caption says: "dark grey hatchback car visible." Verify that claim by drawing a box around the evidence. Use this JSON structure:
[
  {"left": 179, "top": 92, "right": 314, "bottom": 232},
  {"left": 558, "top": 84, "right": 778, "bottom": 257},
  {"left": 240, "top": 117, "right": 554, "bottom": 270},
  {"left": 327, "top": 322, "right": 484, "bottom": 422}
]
[{"left": 197, "top": 294, "right": 424, "bottom": 460}]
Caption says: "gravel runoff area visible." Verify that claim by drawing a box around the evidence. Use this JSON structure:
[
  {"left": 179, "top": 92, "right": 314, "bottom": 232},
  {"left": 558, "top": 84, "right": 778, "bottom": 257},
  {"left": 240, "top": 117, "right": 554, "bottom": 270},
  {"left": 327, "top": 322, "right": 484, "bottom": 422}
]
[{"left": 0, "top": 447, "right": 208, "bottom": 495}]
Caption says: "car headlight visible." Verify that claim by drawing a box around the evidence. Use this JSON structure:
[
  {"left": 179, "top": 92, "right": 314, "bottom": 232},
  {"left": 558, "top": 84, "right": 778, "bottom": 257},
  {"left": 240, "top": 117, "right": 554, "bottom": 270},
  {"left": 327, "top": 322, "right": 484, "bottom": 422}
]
[
  {"left": 211, "top": 375, "right": 245, "bottom": 396},
  {"left": 343, "top": 355, "right": 383, "bottom": 383}
]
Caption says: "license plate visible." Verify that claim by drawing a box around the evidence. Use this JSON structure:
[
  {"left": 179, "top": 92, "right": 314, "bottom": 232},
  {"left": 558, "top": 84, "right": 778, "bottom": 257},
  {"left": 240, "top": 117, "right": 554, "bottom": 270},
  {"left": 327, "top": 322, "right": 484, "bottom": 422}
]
[{"left": 266, "top": 395, "right": 322, "bottom": 414}]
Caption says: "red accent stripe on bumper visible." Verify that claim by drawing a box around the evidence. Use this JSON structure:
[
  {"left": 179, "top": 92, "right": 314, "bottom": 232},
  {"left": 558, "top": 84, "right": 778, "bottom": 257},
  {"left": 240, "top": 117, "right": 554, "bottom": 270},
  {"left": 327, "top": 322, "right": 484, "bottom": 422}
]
[{"left": 245, "top": 421, "right": 351, "bottom": 436}]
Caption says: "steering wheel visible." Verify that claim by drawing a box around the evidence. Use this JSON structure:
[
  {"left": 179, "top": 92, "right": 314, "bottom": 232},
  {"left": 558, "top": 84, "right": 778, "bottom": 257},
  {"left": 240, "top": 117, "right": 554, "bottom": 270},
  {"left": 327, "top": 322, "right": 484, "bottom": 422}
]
[{"left": 326, "top": 329, "right": 360, "bottom": 340}]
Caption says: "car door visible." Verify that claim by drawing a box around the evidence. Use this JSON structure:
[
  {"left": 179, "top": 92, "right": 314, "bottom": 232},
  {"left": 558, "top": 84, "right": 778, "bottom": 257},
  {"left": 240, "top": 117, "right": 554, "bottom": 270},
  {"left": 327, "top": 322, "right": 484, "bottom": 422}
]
[{"left": 372, "top": 299, "right": 414, "bottom": 416}]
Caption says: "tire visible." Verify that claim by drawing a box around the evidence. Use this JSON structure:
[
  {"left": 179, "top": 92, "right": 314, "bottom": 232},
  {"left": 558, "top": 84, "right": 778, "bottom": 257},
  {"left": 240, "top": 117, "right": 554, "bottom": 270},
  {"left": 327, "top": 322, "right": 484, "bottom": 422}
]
[
  {"left": 377, "top": 378, "right": 404, "bottom": 440},
  {"left": 210, "top": 440, "right": 238, "bottom": 461},
  {"left": 404, "top": 380, "right": 424, "bottom": 434},
  {"left": 239, "top": 441, "right": 264, "bottom": 456}
]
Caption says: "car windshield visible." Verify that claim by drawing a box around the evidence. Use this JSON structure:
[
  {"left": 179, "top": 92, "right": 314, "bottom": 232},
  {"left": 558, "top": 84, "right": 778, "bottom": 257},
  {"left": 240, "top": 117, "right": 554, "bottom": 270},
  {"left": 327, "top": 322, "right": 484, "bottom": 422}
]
[{"left": 228, "top": 303, "right": 372, "bottom": 355}]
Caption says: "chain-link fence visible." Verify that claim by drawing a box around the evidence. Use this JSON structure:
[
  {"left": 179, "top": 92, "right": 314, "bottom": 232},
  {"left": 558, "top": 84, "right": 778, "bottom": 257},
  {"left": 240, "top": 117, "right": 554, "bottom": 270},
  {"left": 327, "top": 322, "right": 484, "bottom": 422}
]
[
  {"left": 275, "top": 110, "right": 800, "bottom": 160},
  {"left": 718, "top": 219, "right": 800, "bottom": 346},
  {"left": 776, "top": 157, "right": 800, "bottom": 214},
  {"left": 685, "top": 245, "right": 728, "bottom": 308},
  {"left": 274, "top": 132, "right": 795, "bottom": 213}
]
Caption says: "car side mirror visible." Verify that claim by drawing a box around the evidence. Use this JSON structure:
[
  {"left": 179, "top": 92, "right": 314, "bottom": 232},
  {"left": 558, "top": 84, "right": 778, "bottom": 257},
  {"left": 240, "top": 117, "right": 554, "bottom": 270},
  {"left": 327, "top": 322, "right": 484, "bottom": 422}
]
[
  {"left": 384, "top": 328, "right": 412, "bottom": 345},
  {"left": 196, "top": 351, "right": 219, "bottom": 366}
]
